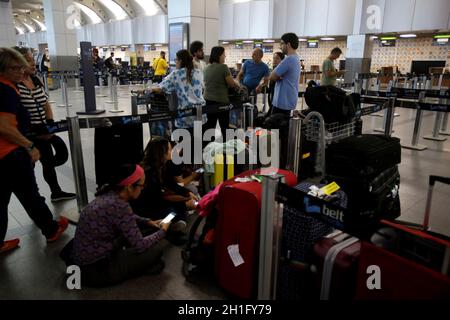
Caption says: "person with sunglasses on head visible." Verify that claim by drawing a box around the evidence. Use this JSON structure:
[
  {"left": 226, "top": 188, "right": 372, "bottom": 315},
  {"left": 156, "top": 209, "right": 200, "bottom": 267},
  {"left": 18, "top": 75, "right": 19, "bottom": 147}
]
[
  {"left": 14, "top": 46, "right": 76, "bottom": 203},
  {"left": 66, "top": 164, "right": 171, "bottom": 287},
  {"left": 0, "top": 48, "right": 68, "bottom": 254}
]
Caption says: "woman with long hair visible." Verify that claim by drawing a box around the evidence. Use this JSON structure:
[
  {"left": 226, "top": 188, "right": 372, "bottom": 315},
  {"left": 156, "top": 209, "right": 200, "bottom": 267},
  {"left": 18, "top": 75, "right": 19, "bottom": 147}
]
[
  {"left": 67, "top": 164, "right": 171, "bottom": 287},
  {"left": 147, "top": 49, "right": 206, "bottom": 130},
  {"left": 131, "top": 137, "right": 197, "bottom": 238},
  {"left": 14, "top": 46, "right": 75, "bottom": 202},
  {"left": 203, "top": 46, "right": 241, "bottom": 140}
]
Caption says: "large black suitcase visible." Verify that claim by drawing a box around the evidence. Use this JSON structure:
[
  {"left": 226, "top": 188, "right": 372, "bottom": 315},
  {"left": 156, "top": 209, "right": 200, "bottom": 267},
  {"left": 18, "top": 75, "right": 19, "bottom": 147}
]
[
  {"left": 94, "top": 123, "right": 144, "bottom": 187},
  {"left": 327, "top": 165, "right": 401, "bottom": 231},
  {"left": 326, "top": 134, "right": 401, "bottom": 178}
]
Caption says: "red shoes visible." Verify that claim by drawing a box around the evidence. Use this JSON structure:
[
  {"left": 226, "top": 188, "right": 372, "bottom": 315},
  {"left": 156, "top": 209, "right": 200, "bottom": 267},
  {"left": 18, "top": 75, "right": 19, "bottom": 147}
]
[
  {"left": 46, "top": 217, "right": 69, "bottom": 243},
  {"left": 0, "top": 238, "right": 20, "bottom": 254}
]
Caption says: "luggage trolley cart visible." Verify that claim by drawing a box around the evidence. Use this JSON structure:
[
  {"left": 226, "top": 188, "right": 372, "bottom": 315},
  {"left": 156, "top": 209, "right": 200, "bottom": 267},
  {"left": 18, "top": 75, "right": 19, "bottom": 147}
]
[{"left": 303, "top": 112, "right": 357, "bottom": 176}]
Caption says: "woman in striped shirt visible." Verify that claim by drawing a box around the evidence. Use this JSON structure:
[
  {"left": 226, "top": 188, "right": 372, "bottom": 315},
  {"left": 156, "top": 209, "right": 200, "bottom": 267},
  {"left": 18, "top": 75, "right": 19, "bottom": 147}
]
[{"left": 15, "top": 47, "right": 76, "bottom": 202}]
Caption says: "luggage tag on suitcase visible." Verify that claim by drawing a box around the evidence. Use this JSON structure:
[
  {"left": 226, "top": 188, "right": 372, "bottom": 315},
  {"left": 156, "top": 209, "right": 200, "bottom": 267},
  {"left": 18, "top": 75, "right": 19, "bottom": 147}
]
[{"left": 227, "top": 244, "right": 245, "bottom": 267}]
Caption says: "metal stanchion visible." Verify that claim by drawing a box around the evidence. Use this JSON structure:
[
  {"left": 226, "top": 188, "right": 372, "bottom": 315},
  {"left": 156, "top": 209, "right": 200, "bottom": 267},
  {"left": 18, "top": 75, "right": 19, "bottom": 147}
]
[
  {"left": 384, "top": 97, "right": 396, "bottom": 136},
  {"left": 57, "top": 76, "right": 72, "bottom": 108},
  {"left": 96, "top": 71, "right": 107, "bottom": 97},
  {"left": 106, "top": 74, "right": 115, "bottom": 103},
  {"left": 62, "top": 115, "right": 89, "bottom": 223},
  {"left": 109, "top": 76, "right": 124, "bottom": 113},
  {"left": 258, "top": 174, "right": 283, "bottom": 300},
  {"left": 286, "top": 117, "right": 302, "bottom": 176},
  {"left": 423, "top": 112, "right": 447, "bottom": 141},
  {"left": 73, "top": 73, "right": 83, "bottom": 93},
  {"left": 196, "top": 104, "right": 203, "bottom": 122},
  {"left": 412, "top": 77, "right": 418, "bottom": 89},
  {"left": 440, "top": 112, "right": 449, "bottom": 135},
  {"left": 42, "top": 72, "right": 56, "bottom": 104},
  {"left": 401, "top": 93, "right": 427, "bottom": 151}
]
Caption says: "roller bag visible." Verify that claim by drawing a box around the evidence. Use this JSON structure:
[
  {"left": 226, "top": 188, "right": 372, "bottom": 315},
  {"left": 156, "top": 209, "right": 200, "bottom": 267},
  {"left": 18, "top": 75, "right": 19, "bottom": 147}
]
[
  {"left": 277, "top": 182, "right": 345, "bottom": 300},
  {"left": 94, "top": 123, "right": 143, "bottom": 187},
  {"left": 310, "top": 231, "right": 360, "bottom": 300},
  {"left": 326, "top": 134, "right": 401, "bottom": 178},
  {"left": 327, "top": 165, "right": 401, "bottom": 227},
  {"left": 355, "top": 175, "right": 450, "bottom": 299},
  {"left": 215, "top": 169, "right": 297, "bottom": 299}
]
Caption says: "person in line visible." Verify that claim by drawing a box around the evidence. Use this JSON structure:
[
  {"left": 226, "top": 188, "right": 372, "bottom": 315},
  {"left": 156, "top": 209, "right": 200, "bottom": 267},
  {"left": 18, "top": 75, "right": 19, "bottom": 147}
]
[
  {"left": 104, "top": 52, "right": 115, "bottom": 71},
  {"left": 0, "top": 47, "right": 68, "bottom": 254},
  {"left": 203, "top": 46, "right": 241, "bottom": 140},
  {"left": 268, "top": 33, "right": 301, "bottom": 115},
  {"left": 321, "top": 47, "right": 345, "bottom": 86},
  {"left": 67, "top": 164, "right": 171, "bottom": 287},
  {"left": 15, "top": 46, "right": 76, "bottom": 202},
  {"left": 131, "top": 137, "right": 197, "bottom": 239},
  {"left": 190, "top": 41, "right": 207, "bottom": 73},
  {"left": 267, "top": 51, "right": 285, "bottom": 114},
  {"left": 267, "top": 33, "right": 301, "bottom": 169},
  {"left": 152, "top": 51, "right": 169, "bottom": 83},
  {"left": 237, "top": 48, "right": 270, "bottom": 95},
  {"left": 145, "top": 49, "right": 206, "bottom": 132}
]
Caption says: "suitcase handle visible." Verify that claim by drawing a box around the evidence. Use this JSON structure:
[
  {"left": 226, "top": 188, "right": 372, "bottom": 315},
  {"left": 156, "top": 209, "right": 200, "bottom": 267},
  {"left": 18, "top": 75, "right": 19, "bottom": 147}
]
[{"left": 429, "top": 175, "right": 450, "bottom": 186}]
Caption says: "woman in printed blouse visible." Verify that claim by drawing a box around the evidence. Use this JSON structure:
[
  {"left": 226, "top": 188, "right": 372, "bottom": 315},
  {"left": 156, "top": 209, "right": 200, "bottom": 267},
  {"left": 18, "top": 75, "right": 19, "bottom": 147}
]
[
  {"left": 70, "top": 164, "right": 172, "bottom": 287},
  {"left": 146, "top": 49, "right": 206, "bottom": 131}
]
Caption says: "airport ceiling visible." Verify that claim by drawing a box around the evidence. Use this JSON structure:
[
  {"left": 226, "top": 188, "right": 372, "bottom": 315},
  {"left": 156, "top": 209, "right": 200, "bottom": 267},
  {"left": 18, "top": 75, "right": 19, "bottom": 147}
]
[{"left": 11, "top": 0, "right": 167, "bottom": 33}]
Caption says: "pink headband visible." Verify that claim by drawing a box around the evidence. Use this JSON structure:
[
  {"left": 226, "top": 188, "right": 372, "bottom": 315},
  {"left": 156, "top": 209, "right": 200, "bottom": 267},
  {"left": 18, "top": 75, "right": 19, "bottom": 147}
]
[{"left": 118, "top": 165, "right": 144, "bottom": 187}]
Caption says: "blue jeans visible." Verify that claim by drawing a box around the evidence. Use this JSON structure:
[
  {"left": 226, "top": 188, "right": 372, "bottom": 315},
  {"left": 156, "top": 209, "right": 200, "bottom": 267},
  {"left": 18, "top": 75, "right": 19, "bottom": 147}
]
[{"left": 0, "top": 148, "right": 57, "bottom": 245}]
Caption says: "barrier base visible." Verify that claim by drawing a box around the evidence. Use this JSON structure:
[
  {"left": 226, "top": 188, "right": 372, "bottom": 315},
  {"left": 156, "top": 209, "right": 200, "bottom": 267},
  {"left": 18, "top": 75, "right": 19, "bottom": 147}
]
[
  {"left": 105, "top": 101, "right": 116, "bottom": 104},
  {"left": 394, "top": 113, "right": 400, "bottom": 117},
  {"left": 48, "top": 100, "right": 56, "bottom": 104},
  {"left": 423, "top": 135, "right": 447, "bottom": 142},
  {"left": 76, "top": 109, "right": 106, "bottom": 115},
  {"left": 439, "top": 130, "right": 450, "bottom": 136},
  {"left": 370, "top": 113, "right": 384, "bottom": 117},
  {"left": 61, "top": 207, "right": 80, "bottom": 224},
  {"left": 109, "top": 109, "right": 124, "bottom": 113},
  {"left": 374, "top": 128, "right": 395, "bottom": 133},
  {"left": 401, "top": 143, "right": 427, "bottom": 151},
  {"left": 72, "top": 90, "right": 83, "bottom": 93},
  {"left": 96, "top": 94, "right": 108, "bottom": 98},
  {"left": 57, "top": 104, "right": 72, "bottom": 108}
]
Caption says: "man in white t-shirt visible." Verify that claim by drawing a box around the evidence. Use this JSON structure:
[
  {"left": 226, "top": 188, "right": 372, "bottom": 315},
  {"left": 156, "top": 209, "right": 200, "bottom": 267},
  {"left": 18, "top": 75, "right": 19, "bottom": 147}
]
[{"left": 190, "top": 41, "right": 207, "bottom": 73}]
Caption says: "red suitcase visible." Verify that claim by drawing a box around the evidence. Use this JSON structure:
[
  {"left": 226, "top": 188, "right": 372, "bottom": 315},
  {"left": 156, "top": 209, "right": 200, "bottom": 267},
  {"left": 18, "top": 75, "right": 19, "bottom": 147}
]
[
  {"left": 310, "top": 231, "right": 361, "bottom": 300},
  {"left": 356, "top": 175, "right": 450, "bottom": 299},
  {"left": 214, "top": 168, "right": 297, "bottom": 299}
]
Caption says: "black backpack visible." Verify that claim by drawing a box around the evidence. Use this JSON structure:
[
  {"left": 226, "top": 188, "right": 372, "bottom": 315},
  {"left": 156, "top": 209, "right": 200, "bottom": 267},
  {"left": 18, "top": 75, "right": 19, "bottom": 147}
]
[{"left": 304, "top": 82, "right": 359, "bottom": 124}]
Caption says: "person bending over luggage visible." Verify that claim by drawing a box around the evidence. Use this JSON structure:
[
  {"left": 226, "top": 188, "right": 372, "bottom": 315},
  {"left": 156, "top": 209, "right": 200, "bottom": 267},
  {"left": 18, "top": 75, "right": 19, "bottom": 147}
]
[
  {"left": 15, "top": 46, "right": 76, "bottom": 202},
  {"left": 204, "top": 46, "right": 241, "bottom": 140},
  {"left": 321, "top": 47, "right": 346, "bottom": 87},
  {"left": 131, "top": 137, "right": 198, "bottom": 235},
  {"left": 145, "top": 49, "right": 206, "bottom": 132},
  {"left": 237, "top": 48, "right": 270, "bottom": 95},
  {"left": 267, "top": 51, "right": 285, "bottom": 114},
  {"left": 67, "top": 164, "right": 171, "bottom": 287},
  {"left": 0, "top": 47, "right": 68, "bottom": 254}
]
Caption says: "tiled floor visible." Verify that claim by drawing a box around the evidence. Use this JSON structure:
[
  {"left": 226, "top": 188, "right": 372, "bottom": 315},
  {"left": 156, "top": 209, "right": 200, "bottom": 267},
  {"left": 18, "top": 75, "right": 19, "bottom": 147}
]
[{"left": 1, "top": 84, "right": 449, "bottom": 299}]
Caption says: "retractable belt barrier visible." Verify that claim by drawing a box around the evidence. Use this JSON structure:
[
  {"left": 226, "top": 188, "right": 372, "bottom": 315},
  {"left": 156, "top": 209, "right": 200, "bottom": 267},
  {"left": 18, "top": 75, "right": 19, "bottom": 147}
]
[{"left": 361, "top": 87, "right": 450, "bottom": 150}]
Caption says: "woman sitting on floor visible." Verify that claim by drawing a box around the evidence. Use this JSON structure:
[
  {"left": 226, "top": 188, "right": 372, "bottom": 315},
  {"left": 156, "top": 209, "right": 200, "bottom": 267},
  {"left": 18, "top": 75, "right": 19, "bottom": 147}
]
[{"left": 64, "top": 164, "right": 171, "bottom": 287}]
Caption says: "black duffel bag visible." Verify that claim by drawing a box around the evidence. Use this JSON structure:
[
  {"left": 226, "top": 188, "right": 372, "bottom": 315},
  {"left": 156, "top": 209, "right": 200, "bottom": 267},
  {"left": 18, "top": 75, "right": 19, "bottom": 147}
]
[{"left": 304, "top": 82, "right": 359, "bottom": 124}]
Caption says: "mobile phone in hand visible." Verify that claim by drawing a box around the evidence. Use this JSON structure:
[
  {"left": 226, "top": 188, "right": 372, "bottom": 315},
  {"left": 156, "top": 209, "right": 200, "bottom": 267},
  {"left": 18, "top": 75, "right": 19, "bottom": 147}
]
[{"left": 160, "top": 213, "right": 176, "bottom": 225}]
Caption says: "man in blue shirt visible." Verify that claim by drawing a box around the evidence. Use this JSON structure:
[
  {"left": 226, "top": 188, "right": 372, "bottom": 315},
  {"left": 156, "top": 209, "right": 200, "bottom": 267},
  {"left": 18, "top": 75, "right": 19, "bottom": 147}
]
[
  {"left": 237, "top": 48, "right": 270, "bottom": 93},
  {"left": 269, "top": 33, "right": 301, "bottom": 115}
]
